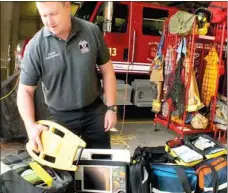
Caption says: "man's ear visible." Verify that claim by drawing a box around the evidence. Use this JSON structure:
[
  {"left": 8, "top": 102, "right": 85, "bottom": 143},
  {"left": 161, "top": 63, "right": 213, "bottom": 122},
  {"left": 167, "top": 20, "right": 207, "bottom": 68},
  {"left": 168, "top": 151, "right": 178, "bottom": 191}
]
[{"left": 65, "top": 2, "right": 71, "bottom": 10}]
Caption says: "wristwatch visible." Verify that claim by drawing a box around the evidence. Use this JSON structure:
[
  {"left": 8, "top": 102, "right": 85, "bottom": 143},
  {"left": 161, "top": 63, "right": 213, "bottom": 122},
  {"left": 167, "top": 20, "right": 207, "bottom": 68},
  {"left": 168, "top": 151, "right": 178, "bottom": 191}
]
[{"left": 107, "top": 105, "right": 118, "bottom": 113}]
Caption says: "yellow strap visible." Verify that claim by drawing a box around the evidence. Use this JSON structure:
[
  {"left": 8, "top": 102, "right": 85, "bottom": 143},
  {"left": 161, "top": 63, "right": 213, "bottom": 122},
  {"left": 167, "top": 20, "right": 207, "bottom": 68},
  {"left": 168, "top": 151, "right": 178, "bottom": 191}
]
[{"left": 29, "top": 162, "right": 53, "bottom": 187}]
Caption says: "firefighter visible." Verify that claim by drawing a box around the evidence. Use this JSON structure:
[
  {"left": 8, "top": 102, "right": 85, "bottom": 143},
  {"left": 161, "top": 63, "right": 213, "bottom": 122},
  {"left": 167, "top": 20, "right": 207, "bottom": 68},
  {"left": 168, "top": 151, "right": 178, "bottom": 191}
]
[{"left": 17, "top": 2, "right": 117, "bottom": 152}]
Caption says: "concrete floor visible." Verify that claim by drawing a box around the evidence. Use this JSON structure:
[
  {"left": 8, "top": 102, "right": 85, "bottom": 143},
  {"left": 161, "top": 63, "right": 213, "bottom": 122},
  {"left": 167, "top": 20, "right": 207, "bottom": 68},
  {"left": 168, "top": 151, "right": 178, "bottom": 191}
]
[
  {"left": 0, "top": 121, "right": 176, "bottom": 159},
  {"left": 112, "top": 122, "right": 176, "bottom": 151}
]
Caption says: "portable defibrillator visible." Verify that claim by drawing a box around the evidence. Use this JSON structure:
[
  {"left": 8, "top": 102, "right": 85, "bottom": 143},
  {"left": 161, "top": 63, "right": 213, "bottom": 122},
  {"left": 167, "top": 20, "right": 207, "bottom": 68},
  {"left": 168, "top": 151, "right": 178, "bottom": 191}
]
[{"left": 74, "top": 149, "right": 130, "bottom": 193}]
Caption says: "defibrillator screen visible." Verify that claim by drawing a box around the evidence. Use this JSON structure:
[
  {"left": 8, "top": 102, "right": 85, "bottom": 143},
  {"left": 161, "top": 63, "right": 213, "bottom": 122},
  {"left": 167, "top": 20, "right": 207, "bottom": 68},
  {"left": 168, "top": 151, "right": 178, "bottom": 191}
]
[{"left": 83, "top": 166, "right": 111, "bottom": 192}]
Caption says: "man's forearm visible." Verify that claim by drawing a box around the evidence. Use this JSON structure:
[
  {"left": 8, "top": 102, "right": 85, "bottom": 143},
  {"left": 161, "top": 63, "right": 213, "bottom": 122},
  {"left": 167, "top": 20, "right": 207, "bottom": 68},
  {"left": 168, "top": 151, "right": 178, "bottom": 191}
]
[
  {"left": 102, "top": 72, "right": 117, "bottom": 106},
  {"left": 17, "top": 87, "right": 36, "bottom": 128}
]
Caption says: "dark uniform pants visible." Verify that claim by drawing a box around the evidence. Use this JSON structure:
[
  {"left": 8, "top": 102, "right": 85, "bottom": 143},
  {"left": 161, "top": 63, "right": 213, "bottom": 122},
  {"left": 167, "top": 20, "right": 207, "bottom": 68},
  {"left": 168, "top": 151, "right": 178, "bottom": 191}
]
[{"left": 47, "top": 97, "right": 111, "bottom": 149}]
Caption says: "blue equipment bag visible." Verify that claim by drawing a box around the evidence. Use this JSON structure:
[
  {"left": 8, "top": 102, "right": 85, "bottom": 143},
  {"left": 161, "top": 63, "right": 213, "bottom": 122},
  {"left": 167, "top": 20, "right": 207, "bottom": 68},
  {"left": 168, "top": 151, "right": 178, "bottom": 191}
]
[
  {"left": 195, "top": 156, "right": 227, "bottom": 193},
  {"left": 130, "top": 146, "right": 198, "bottom": 193},
  {"left": 150, "top": 164, "right": 197, "bottom": 193}
]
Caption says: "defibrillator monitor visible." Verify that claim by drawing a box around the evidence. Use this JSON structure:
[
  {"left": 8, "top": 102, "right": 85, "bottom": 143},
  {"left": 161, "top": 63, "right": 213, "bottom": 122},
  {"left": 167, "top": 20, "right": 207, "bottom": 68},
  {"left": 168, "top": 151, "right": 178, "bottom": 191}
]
[
  {"left": 83, "top": 166, "right": 111, "bottom": 192},
  {"left": 74, "top": 149, "right": 130, "bottom": 193}
]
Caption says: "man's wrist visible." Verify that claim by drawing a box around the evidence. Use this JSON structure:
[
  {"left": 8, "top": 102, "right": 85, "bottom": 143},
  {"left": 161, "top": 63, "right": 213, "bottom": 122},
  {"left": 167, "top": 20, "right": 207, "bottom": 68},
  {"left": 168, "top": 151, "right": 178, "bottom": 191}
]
[
  {"left": 24, "top": 121, "right": 36, "bottom": 128},
  {"left": 107, "top": 105, "right": 118, "bottom": 113}
]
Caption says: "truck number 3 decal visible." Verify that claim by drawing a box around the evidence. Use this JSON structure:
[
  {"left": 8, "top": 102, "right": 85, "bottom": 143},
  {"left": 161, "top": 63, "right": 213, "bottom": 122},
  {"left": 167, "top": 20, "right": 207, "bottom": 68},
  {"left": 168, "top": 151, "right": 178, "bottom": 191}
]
[{"left": 109, "top": 48, "right": 117, "bottom": 56}]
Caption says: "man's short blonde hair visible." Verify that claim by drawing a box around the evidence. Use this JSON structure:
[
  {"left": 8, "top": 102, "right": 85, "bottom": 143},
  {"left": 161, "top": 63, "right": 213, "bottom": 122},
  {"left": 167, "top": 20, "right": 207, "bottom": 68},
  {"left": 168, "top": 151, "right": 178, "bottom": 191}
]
[{"left": 36, "top": 1, "right": 66, "bottom": 7}]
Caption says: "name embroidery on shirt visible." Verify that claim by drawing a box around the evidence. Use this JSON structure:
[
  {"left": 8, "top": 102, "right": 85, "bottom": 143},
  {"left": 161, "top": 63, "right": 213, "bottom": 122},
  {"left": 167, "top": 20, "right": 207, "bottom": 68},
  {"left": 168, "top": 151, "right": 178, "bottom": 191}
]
[
  {"left": 46, "top": 51, "right": 60, "bottom": 60},
  {"left": 78, "top": 40, "right": 90, "bottom": 54}
]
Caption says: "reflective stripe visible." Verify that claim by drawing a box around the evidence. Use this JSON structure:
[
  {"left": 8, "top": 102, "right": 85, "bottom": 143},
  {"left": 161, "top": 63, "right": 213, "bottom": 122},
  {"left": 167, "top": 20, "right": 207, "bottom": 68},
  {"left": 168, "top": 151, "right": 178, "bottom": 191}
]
[
  {"left": 152, "top": 187, "right": 195, "bottom": 193},
  {"left": 112, "top": 61, "right": 151, "bottom": 65},
  {"left": 203, "top": 182, "right": 227, "bottom": 192},
  {"left": 113, "top": 63, "right": 151, "bottom": 73},
  {"left": 97, "top": 62, "right": 151, "bottom": 74}
]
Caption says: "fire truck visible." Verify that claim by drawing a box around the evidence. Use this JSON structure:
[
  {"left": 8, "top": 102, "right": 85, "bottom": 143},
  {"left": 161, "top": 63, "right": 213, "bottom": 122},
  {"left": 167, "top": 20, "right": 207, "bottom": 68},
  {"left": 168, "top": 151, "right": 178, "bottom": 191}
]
[{"left": 75, "top": 1, "right": 179, "bottom": 107}]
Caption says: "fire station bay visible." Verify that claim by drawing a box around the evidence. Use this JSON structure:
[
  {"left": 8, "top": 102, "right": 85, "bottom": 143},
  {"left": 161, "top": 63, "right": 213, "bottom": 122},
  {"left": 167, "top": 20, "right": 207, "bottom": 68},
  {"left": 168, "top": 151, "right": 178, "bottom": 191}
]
[{"left": 0, "top": 1, "right": 227, "bottom": 193}]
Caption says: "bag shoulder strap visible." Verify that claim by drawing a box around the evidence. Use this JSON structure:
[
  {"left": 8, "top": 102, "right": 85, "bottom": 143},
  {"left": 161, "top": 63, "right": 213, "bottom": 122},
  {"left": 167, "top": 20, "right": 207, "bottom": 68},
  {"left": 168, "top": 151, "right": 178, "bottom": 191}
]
[
  {"left": 207, "top": 164, "right": 219, "bottom": 193},
  {"left": 197, "top": 163, "right": 219, "bottom": 193},
  {"left": 130, "top": 164, "right": 139, "bottom": 193},
  {"left": 131, "top": 146, "right": 151, "bottom": 193},
  {"left": 138, "top": 162, "right": 149, "bottom": 193},
  {"left": 175, "top": 167, "right": 192, "bottom": 193},
  {"left": 130, "top": 161, "right": 151, "bottom": 193}
]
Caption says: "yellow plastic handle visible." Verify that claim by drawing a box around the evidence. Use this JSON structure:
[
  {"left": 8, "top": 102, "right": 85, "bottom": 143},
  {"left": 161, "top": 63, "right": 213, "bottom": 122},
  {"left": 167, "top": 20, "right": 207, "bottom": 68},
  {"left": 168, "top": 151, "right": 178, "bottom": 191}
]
[{"left": 26, "top": 120, "right": 86, "bottom": 171}]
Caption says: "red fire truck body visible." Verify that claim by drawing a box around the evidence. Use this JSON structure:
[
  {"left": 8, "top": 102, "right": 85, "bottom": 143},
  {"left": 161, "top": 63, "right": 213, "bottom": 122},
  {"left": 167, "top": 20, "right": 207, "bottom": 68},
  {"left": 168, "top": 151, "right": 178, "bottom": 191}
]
[{"left": 75, "top": 1, "right": 179, "bottom": 106}]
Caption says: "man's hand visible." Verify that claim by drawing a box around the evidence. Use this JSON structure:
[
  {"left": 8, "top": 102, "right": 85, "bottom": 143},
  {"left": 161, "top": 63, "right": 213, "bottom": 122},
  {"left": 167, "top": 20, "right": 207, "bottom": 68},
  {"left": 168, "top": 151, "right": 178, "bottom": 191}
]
[
  {"left": 104, "top": 110, "right": 117, "bottom": 132},
  {"left": 26, "top": 123, "right": 48, "bottom": 153}
]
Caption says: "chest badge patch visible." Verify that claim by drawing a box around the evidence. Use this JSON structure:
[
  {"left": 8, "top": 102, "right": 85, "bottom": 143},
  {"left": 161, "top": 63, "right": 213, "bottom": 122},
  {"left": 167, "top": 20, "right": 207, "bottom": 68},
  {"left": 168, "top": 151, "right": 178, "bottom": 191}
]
[{"left": 78, "top": 40, "right": 90, "bottom": 54}]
